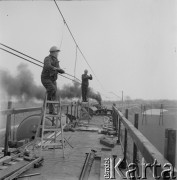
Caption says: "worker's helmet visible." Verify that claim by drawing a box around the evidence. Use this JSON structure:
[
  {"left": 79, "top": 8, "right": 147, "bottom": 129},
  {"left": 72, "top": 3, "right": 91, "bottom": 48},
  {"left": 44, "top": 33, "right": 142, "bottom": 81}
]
[
  {"left": 49, "top": 46, "right": 60, "bottom": 52},
  {"left": 84, "top": 69, "right": 88, "bottom": 73}
]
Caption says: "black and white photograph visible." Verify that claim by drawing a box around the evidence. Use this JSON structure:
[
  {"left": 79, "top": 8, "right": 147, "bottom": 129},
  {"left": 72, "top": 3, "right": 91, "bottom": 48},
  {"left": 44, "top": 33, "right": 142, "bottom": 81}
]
[{"left": 0, "top": 0, "right": 177, "bottom": 179}]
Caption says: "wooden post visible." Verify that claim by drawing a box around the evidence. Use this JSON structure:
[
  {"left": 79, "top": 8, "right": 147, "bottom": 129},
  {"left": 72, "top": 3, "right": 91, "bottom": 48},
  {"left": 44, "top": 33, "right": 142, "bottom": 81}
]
[
  {"left": 112, "top": 109, "right": 115, "bottom": 127},
  {"left": 4, "top": 101, "right": 12, "bottom": 156},
  {"left": 164, "top": 129, "right": 176, "bottom": 167},
  {"left": 74, "top": 104, "right": 76, "bottom": 117},
  {"left": 71, "top": 104, "right": 73, "bottom": 116},
  {"left": 121, "top": 109, "right": 128, "bottom": 169},
  {"left": 66, "top": 106, "right": 69, "bottom": 123},
  {"left": 142, "top": 105, "right": 147, "bottom": 125},
  {"left": 133, "top": 114, "right": 139, "bottom": 163},
  {"left": 87, "top": 102, "right": 90, "bottom": 117},
  {"left": 159, "top": 104, "right": 163, "bottom": 125},
  {"left": 88, "top": 102, "right": 90, "bottom": 124},
  {"left": 132, "top": 113, "right": 139, "bottom": 178},
  {"left": 77, "top": 104, "right": 79, "bottom": 118},
  {"left": 117, "top": 114, "right": 121, "bottom": 145},
  {"left": 115, "top": 113, "right": 118, "bottom": 133}
]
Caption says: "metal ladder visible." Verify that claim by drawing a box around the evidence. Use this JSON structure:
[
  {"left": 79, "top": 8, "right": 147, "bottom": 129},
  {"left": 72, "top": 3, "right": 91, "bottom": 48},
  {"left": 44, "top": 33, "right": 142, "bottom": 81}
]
[{"left": 35, "top": 93, "right": 65, "bottom": 157}]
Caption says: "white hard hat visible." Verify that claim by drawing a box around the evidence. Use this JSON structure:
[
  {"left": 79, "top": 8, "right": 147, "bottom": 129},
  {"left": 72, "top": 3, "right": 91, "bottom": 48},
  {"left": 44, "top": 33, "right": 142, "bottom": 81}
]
[{"left": 49, "top": 46, "right": 60, "bottom": 52}]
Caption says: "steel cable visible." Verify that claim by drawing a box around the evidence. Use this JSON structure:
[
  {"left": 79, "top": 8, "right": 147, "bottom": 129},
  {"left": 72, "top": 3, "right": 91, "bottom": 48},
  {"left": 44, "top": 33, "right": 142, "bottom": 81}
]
[
  {"left": 53, "top": 0, "right": 106, "bottom": 91},
  {"left": 0, "top": 44, "right": 81, "bottom": 83},
  {"left": 0, "top": 47, "right": 80, "bottom": 83}
]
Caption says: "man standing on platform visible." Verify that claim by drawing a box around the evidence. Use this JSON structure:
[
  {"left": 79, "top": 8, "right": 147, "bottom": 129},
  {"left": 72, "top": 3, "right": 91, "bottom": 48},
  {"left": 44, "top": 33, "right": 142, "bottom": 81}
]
[
  {"left": 41, "top": 46, "right": 65, "bottom": 114},
  {"left": 81, "top": 69, "right": 92, "bottom": 102}
]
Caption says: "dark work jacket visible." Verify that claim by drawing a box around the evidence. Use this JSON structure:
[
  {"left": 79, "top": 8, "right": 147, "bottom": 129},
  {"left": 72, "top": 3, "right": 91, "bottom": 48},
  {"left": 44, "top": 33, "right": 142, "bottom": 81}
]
[
  {"left": 81, "top": 74, "right": 92, "bottom": 87},
  {"left": 41, "top": 55, "right": 60, "bottom": 81}
]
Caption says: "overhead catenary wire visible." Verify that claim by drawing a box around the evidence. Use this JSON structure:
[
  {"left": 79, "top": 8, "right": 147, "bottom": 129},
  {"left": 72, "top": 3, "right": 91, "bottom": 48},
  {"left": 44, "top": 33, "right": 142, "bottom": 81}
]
[
  {"left": 0, "top": 47, "right": 43, "bottom": 68},
  {"left": 53, "top": 0, "right": 106, "bottom": 91},
  {"left": 0, "top": 43, "right": 81, "bottom": 83},
  {"left": 0, "top": 43, "right": 43, "bottom": 65},
  {"left": 74, "top": 45, "right": 78, "bottom": 79},
  {"left": 0, "top": 47, "right": 79, "bottom": 83},
  {"left": 1, "top": 1, "right": 107, "bottom": 96},
  {"left": 59, "top": 21, "right": 66, "bottom": 49},
  {"left": 65, "top": 72, "right": 80, "bottom": 82}
]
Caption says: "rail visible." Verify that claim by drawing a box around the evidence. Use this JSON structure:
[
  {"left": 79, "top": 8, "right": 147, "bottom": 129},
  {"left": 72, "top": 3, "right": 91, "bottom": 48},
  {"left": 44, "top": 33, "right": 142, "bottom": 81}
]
[
  {"left": 1, "top": 101, "right": 81, "bottom": 156},
  {"left": 0, "top": 107, "right": 42, "bottom": 115},
  {"left": 0, "top": 102, "right": 81, "bottom": 116},
  {"left": 112, "top": 106, "right": 177, "bottom": 179}
]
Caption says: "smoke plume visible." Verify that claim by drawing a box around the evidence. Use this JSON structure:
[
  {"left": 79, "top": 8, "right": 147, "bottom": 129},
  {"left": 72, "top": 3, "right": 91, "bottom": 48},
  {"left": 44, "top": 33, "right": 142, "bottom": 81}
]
[
  {"left": 0, "top": 63, "right": 102, "bottom": 104},
  {"left": 60, "top": 81, "right": 81, "bottom": 99},
  {"left": 88, "top": 88, "right": 102, "bottom": 105},
  {"left": 0, "top": 63, "right": 45, "bottom": 101}
]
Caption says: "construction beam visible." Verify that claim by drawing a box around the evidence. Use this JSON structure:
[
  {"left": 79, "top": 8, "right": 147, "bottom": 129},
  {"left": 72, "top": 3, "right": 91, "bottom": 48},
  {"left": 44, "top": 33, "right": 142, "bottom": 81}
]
[{"left": 3, "top": 157, "right": 43, "bottom": 180}]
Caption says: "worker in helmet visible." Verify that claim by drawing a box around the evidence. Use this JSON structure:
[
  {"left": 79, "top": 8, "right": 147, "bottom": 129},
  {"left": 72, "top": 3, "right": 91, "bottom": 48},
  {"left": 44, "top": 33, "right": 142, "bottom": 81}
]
[
  {"left": 41, "top": 46, "right": 65, "bottom": 114},
  {"left": 81, "top": 69, "right": 92, "bottom": 102}
]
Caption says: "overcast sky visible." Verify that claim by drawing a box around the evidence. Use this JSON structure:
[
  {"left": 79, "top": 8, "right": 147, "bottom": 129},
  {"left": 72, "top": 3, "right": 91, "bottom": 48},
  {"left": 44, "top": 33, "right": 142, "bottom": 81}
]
[{"left": 0, "top": 0, "right": 177, "bottom": 100}]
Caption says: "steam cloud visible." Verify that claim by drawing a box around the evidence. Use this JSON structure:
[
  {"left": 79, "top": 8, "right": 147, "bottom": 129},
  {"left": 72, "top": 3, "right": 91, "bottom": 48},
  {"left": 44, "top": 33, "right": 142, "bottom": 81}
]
[
  {"left": 88, "top": 87, "right": 102, "bottom": 105},
  {"left": 0, "top": 63, "right": 102, "bottom": 104}
]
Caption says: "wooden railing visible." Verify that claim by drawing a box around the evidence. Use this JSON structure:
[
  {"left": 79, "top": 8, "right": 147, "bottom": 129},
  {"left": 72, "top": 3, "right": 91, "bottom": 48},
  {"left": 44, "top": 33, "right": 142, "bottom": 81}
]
[
  {"left": 0, "top": 102, "right": 80, "bottom": 116},
  {"left": 0, "top": 101, "right": 81, "bottom": 156},
  {"left": 0, "top": 107, "right": 42, "bottom": 115},
  {"left": 112, "top": 106, "right": 177, "bottom": 179}
]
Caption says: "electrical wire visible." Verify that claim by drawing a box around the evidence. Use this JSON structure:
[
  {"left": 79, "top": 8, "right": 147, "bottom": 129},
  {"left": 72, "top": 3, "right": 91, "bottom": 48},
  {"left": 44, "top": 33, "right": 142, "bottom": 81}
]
[
  {"left": 1, "top": 3, "right": 106, "bottom": 93},
  {"left": 74, "top": 45, "right": 78, "bottom": 79},
  {"left": 0, "top": 47, "right": 79, "bottom": 83},
  {"left": 0, "top": 47, "right": 43, "bottom": 68},
  {"left": 0, "top": 43, "right": 43, "bottom": 65},
  {"left": 0, "top": 44, "right": 81, "bottom": 83},
  {"left": 53, "top": 0, "right": 106, "bottom": 91},
  {"left": 65, "top": 72, "right": 81, "bottom": 82},
  {"left": 59, "top": 21, "right": 66, "bottom": 49}
]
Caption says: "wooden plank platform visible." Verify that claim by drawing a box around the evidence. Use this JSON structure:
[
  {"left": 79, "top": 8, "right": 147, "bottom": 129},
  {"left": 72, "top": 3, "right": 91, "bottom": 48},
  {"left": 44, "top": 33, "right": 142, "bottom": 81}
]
[{"left": 17, "top": 116, "right": 124, "bottom": 180}]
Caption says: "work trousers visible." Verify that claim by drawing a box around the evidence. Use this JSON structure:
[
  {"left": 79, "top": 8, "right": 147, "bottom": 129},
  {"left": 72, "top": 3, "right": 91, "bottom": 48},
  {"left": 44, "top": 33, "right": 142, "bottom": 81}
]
[
  {"left": 41, "top": 78, "right": 57, "bottom": 113},
  {"left": 82, "top": 85, "right": 88, "bottom": 102}
]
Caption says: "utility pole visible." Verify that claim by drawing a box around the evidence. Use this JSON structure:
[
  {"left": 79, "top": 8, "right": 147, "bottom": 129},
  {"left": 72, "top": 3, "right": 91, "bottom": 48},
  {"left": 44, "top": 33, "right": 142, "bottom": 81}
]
[
  {"left": 122, "top": 91, "right": 123, "bottom": 112},
  {"left": 108, "top": 91, "right": 124, "bottom": 111}
]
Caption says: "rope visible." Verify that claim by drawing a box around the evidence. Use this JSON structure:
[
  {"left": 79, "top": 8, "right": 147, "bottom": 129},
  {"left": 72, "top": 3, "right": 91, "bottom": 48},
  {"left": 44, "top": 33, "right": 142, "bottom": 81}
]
[
  {"left": 0, "top": 47, "right": 43, "bottom": 68},
  {"left": 65, "top": 72, "right": 81, "bottom": 83},
  {"left": 59, "top": 21, "right": 66, "bottom": 50},
  {"left": 0, "top": 47, "right": 78, "bottom": 82},
  {"left": 53, "top": 0, "right": 106, "bottom": 91},
  {"left": 0, "top": 43, "right": 43, "bottom": 65},
  {"left": 74, "top": 45, "right": 78, "bottom": 79},
  {"left": 13, "top": 114, "right": 16, "bottom": 141},
  {"left": 0, "top": 44, "right": 81, "bottom": 82}
]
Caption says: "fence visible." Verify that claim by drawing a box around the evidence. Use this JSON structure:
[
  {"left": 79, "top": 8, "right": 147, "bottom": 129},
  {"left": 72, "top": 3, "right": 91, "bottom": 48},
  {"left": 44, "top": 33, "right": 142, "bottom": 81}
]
[
  {"left": 112, "top": 106, "right": 177, "bottom": 179},
  {"left": 0, "top": 101, "right": 81, "bottom": 156}
]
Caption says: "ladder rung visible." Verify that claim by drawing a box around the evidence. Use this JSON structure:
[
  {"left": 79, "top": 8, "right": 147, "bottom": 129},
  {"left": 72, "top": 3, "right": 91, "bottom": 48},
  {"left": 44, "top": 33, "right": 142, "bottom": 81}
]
[
  {"left": 45, "top": 125, "right": 57, "bottom": 129},
  {"left": 3, "top": 161, "right": 16, "bottom": 165},
  {"left": 81, "top": 102, "right": 89, "bottom": 104},
  {"left": 44, "top": 129, "right": 60, "bottom": 132},
  {"left": 35, "top": 137, "right": 41, "bottom": 141},
  {"left": 13, "top": 158, "right": 23, "bottom": 162},
  {"left": 0, "top": 166, "right": 8, "bottom": 170},
  {"left": 43, "top": 138, "right": 55, "bottom": 141},
  {"left": 42, "top": 143, "right": 62, "bottom": 147},
  {"left": 46, "top": 100, "right": 60, "bottom": 104},
  {"left": 38, "top": 125, "right": 57, "bottom": 129},
  {"left": 45, "top": 114, "right": 60, "bottom": 118}
]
